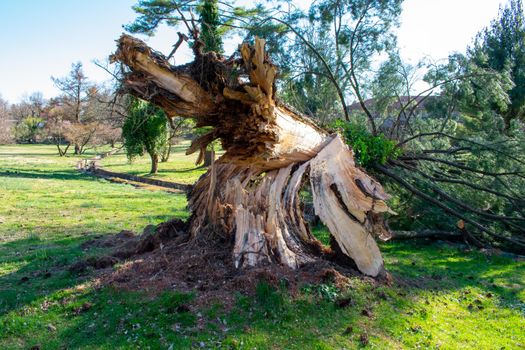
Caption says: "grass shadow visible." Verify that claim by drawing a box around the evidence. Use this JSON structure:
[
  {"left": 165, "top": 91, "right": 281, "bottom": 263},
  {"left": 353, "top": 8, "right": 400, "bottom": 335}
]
[
  {"left": 0, "top": 169, "right": 97, "bottom": 182},
  {"left": 0, "top": 234, "right": 100, "bottom": 316}
]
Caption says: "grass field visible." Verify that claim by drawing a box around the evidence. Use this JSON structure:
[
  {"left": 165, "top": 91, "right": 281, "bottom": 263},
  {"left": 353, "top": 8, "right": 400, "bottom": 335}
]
[
  {"left": 98, "top": 142, "right": 207, "bottom": 185},
  {"left": 0, "top": 144, "right": 524, "bottom": 349}
]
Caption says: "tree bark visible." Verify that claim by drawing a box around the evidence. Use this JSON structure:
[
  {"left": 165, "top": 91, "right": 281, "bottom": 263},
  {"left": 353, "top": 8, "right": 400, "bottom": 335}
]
[
  {"left": 56, "top": 143, "right": 70, "bottom": 157},
  {"left": 161, "top": 144, "right": 171, "bottom": 162},
  {"left": 150, "top": 152, "right": 159, "bottom": 174},
  {"left": 111, "top": 35, "right": 391, "bottom": 276}
]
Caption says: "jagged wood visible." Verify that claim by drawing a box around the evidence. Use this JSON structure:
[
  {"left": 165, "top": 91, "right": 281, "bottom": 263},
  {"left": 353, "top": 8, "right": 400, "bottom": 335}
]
[{"left": 111, "top": 34, "right": 391, "bottom": 276}]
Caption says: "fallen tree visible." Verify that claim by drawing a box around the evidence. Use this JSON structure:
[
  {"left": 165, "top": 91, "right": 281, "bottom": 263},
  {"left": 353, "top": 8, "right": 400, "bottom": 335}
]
[{"left": 110, "top": 34, "right": 393, "bottom": 277}]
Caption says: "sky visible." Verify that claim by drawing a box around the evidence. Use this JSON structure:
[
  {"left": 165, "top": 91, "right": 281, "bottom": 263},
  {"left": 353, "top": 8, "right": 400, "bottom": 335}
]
[{"left": 0, "top": 0, "right": 507, "bottom": 103}]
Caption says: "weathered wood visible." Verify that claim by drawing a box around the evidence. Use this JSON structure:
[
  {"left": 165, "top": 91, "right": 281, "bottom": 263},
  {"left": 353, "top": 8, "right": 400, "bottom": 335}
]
[
  {"left": 309, "top": 136, "right": 390, "bottom": 276},
  {"left": 112, "top": 35, "right": 391, "bottom": 276}
]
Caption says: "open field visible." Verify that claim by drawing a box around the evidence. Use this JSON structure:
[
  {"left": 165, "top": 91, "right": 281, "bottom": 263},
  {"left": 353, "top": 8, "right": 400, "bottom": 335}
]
[{"left": 0, "top": 144, "right": 524, "bottom": 349}]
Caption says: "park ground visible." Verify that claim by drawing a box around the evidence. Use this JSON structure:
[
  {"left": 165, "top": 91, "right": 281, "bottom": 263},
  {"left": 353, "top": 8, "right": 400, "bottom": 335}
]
[{"left": 0, "top": 144, "right": 524, "bottom": 349}]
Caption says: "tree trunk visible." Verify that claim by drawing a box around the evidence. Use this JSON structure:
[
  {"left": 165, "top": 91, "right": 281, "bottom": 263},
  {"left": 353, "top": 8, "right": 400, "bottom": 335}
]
[
  {"left": 161, "top": 144, "right": 171, "bottom": 162},
  {"left": 111, "top": 35, "right": 392, "bottom": 276},
  {"left": 150, "top": 153, "right": 159, "bottom": 174},
  {"left": 74, "top": 143, "right": 80, "bottom": 155},
  {"left": 56, "top": 143, "right": 70, "bottom": 157}
]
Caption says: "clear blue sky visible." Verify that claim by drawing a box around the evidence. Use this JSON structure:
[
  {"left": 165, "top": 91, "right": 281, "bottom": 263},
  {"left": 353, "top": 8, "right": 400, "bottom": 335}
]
[{"left": 0, "top": 0, "right": 506, "bottom": 103}]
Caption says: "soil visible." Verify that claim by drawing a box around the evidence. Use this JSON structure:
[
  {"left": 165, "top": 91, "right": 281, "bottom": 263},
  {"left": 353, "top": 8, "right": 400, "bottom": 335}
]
[{"left": 73, "top": 221, "right": 379, "bottom": 309}]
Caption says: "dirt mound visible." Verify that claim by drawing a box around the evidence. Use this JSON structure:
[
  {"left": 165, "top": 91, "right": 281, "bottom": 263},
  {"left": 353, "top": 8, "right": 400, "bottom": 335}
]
[{"left": 75, "top": 223, "right": 368, "bottom": 308}]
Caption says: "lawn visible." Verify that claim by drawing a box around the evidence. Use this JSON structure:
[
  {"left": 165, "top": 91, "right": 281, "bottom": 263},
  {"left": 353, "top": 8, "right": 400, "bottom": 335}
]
[
  {"left": 0, "top": 144, "right": 523, "bottom": 349},
  {"left": 98, "top": 142, "right": 208, "bottom": 185}
]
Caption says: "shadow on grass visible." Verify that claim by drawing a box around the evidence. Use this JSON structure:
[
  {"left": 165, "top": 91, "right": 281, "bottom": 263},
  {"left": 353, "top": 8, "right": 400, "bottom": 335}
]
[
  {"left": 0, "top": 153, "right": 72, "bottom": 157},
  {"left": 0, "top": 235, "right": 96, "bottom": 316},
  {"left": 157, "top": 166, "right": 206, "bottom": 174},
  {"left": 105, "top": 166, "right": 205, "bottom": 178},
  {"left": 0, "top": 231, "right": 199, "bottom": 349},
  {"left": 0, "top": 169, "right": 97, "bottom": 182}
]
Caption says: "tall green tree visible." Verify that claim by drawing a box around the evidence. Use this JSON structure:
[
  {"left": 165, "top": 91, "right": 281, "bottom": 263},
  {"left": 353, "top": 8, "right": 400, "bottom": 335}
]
[
  {"left": 199, "top": 0, "right": 222, "bottom": 53},
  {"left": 125, "top": 0, "right": 256, "bottom": 52},
  {"left": 469, "top": 0, "right": 525, "bottom": 131},
  {"left": 122, "top": 97, "right": 169, "bottom": 174}
]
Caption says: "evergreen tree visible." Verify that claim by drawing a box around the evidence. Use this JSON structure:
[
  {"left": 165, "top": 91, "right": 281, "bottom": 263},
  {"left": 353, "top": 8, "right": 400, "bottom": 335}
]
[
  {"left": 199, "top": 0, "right": 223, "bottom": 53},
  {"left": 122, "top": 97, "right": 169, "bottom": 174},
  {"left": 470, "top": 0, "right": 525, "bottom": 131}
]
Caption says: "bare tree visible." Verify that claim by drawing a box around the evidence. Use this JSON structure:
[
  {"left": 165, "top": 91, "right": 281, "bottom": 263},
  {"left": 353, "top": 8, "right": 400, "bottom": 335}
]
[
  {"left": 0, "top": 95, "right": 14, "bottom": 144},
  {"left": 52, "top": 62, "right": 92, "bottom": 154}
]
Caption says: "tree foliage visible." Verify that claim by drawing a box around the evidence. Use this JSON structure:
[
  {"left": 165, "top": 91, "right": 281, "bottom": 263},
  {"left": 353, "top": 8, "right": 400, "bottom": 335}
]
[
  {"left": 125, "top": 0, "right": 257, "bottom": 52},
  {"left": 15, "top": 116, "right": 44, "bottom": 144},
  {"left": 333, "top": 119, "right": 401, "bottom": 168},
  {"left": 469, "top": 0, "right": 525, "bottom": 130},
  {"left": 245, "top": 0, "right": 403, "bottom": 129},
  {"left": 199, "top": 0, "right": 223, "bottom": 53},
  {"left": 122, "top": 97, "right": 169, "bottom": 174}
]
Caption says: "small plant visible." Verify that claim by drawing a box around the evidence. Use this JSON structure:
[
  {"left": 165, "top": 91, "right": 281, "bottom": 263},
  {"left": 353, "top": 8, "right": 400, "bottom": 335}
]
[
  {"left": 332, "top": 119, "right": 402, "bottom": 168},
  {"left": 302, "top": 283, "right": 340, "bottom": 302}
]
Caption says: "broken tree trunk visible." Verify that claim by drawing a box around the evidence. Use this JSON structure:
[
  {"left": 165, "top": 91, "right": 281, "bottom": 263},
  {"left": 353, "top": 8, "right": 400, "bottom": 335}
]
[{"left": 111, "top": 35, "right": 392, "bottom": 277}]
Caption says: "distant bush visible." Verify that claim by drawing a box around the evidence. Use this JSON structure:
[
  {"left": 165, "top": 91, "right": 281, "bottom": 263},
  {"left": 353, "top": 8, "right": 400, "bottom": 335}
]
[{"left": 15, "top": 116, "right": 45, "bottom": 143}]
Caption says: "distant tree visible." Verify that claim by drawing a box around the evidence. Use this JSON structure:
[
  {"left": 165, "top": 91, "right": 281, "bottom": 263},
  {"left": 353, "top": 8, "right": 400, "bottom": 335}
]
[
  {"left": 15, "top": 116, "right": 44, "bottom": 143},
  {"left": 0, "top": 95, "right": 14, "bottom": 144},
  {"left": 160, "top": 117, "right": 193, "bottom": 162},
  {"left": 62, "top": 121, "right": 100, "bottom": 155},
  {"left": 122, "top": 97, "right": 169, "bottom": 174},
  {"left": 10, "top": 92, "right": 46, "bottom": 123},
  {"left": 95, "top": 124, "right": 121, "bottom": 148},
  {"left": 45, "top": 95, "right": 121, "bottom": 156},
  {"left": 45, "top": 100, "right": 71, "bottom": 156},
  {"left": 52, "top": 62, "right": 92, "bottom": 154}
]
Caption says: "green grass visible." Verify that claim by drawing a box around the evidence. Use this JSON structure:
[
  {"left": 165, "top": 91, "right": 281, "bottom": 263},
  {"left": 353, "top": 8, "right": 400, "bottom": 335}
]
[
  {"left": 99, "top": 142, "right": 208, "bottom": 184},
  {"left": 0, "top": 144, "right": 524, "bottom": 349}
]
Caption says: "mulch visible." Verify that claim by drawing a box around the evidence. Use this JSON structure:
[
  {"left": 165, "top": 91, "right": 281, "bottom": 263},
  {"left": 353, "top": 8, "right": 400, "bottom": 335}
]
[{"left": 72, "top": 221, "right": 369, "bottom": 308}]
